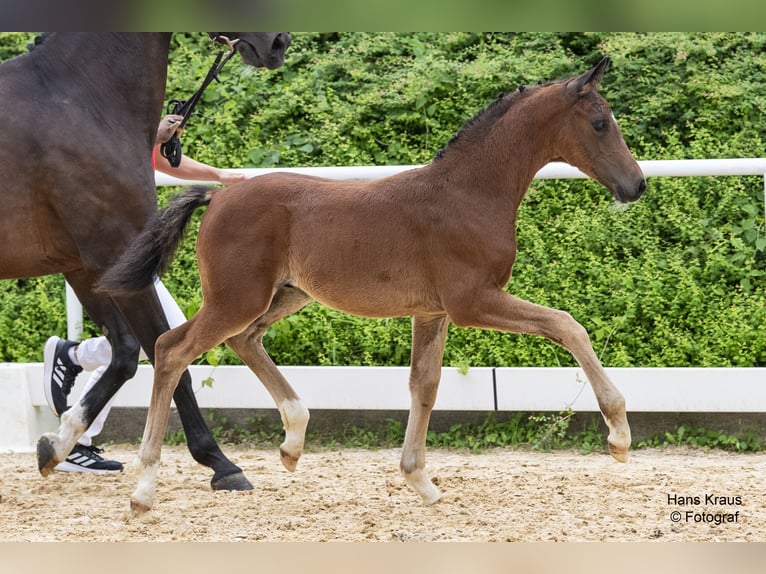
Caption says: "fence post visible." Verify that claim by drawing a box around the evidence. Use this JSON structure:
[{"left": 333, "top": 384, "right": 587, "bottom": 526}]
[{"left": 65, "top": 282, "right": 83, "bottom": 342}]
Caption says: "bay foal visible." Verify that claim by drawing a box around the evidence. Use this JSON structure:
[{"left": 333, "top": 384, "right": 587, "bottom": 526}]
[{"left": 101, "top": 57, "right": 646, "bottom": 513}]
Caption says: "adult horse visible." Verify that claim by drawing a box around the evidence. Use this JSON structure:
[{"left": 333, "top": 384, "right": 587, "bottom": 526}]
[
  {"left": 101, "top": 57, "right": 646, "bottom": 513},
  {"left": 0, "top": 32, "right": 290, "bottom": 491}
]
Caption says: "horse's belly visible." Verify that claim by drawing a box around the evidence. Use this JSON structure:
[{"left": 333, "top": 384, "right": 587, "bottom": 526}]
[
  {"left": 0, "top": 226, "right": 78, "bottom": 279},
  {"left": 296, "top": 272, "right": 443, "bottom": 319}
]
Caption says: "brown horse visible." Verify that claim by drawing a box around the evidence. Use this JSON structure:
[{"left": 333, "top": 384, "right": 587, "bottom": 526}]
[
  {"left": 101, "top": 57, "right": 646, "bottom": 513},
  {"left": 0, "top": 32, "right": 289, "bottom": 491}
]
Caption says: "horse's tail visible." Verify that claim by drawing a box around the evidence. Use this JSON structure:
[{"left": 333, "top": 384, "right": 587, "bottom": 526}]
[{"left": 98, "top": 185, "right": 213, "bottom": 294}]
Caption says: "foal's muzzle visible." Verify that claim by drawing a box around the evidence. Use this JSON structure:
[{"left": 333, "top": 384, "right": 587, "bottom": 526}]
[{"left": 614, "top": 176, "right": 647, "bottom": 203}]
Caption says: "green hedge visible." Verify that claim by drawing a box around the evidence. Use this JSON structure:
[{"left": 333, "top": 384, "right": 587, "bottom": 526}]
[{"left": 1, "top": 32, "right": 765, "bottom": 368}]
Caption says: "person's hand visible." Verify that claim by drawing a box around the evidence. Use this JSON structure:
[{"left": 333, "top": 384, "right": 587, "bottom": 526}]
[
  {"left": 217, "top": 170, "right": 249, "bottom": 186},
  {"left": 155, "top": 114, "right": 185, "bottom": 145}
]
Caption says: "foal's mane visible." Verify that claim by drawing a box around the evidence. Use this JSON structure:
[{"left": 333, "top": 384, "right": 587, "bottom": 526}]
[{"left": 435, "top": 77, "right": 564, "bottom": 160}]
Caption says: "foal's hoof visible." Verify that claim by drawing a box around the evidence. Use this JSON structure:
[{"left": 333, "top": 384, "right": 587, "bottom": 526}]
[
  {"left": 36, "top": 435, "right": 58, "bottom": 477},
  {"left": 607, "top": 431, "right": 631, "bottom": 463},
  {"left": 421, "top": 489, "right": 443, "bottom": 506},
  {"left": 404, "top": 468, "right": 443, "bottom": 506},
  {"left": 606, "top": 416, "right": 631, "bottom": 463},
  {"left": 280, "top": 448, "right": 300, "bottom": 472},
  {"left": 210, "top": 471, "right": 254, "bottom": 491},
  {"left": 130, "top": 499, "right": 152, "bottom": 516},
  {"left": 608, "top": 443, "right": 629, "bottom": 463}
]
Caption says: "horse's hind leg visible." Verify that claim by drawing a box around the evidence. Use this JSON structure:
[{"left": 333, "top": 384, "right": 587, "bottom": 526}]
[
  {"left": 113, "top": 289, "right": 253, "bottom": 491},
  {"left": 131, "top": 304, "right": 261, "bottom": 514},
  {"left": 451, "top": 290, "right": 631, "bottom": 461},
  {"left": 174, "top": 373, "right": 253, "bottom": 490},
  {"left": 37, "top": 271, "right": 142, "bottom": 475},
  {"left": 37, "top": 320, "right": 140, "bottom": 475},
  {"left": 226, "top": 284, "right": 313, "bottom": 472},
  {"left": 401, "top": 314, "right": 449, "bottom": 505}
]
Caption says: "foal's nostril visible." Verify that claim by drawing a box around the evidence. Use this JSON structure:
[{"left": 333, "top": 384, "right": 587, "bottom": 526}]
[{"left": 638, "top": 178, "right": 647, "bottom": 194}]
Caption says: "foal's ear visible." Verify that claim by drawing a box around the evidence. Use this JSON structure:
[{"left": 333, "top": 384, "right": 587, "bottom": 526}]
[{"left": 567, "top": 56, "right": 611, "bottom": 98}]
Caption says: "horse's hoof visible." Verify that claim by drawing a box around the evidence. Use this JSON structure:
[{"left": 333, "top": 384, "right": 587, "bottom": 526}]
[
  {"left": 608, "top": 442, "right": 629, "bottom": 463},
  {"left": 210, "top": 471, "right": 253, "bottom": 491},
  {"left": 607, "top": 427, "right": 631, "bottom": 463},
  {"left": 404, "top": 468, "right": 442, "bottom": 505},
  {"left": 422, "top": 490, "right": 443, "bottom": 506},
  {"left": 36, "top": 435, "right": 58, "bottom": 477},
  {"left": 279, "top": 448, "right": 300, "bottom": 472},
  {"left": 130, "top": 499, "right": 152, "bottom": 516}
]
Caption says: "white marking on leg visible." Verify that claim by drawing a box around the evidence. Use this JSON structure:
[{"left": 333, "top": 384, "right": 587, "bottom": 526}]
[
  {"left": 277, "top": 398, "right": 309, "bottom": 471},
  {"left": 131, "top": 461, "right": 159, "bottom": 514},
  {"left": 42, "top": 404, "right": 90, "bottom": 461},
  {"left": 60, "top": 405, "right": 88, "bottom": 442},
  {"left": 403, "top": 467, "right": 442, "bottom": 505}
]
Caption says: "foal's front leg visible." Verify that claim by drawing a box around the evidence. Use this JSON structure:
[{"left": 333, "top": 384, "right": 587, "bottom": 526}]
[
  {"left": 226, "top": 285, "right": 312, "bottom": 472},
  {"left": 450, "top": 289, "right": 631, "bottom": 461},
  {"left": 401, "top": 314, "right": 450, "bottom": 505},
  {"left": 225, "top": 338, "right": 309, "bottom": 472}
]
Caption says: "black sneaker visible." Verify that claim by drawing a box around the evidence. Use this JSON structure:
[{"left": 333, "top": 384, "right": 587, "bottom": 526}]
[
  {"left": 43, "top": 336, "right": 83, "bottom": 417},
  {"left": 54, "top": 444, "right": 124, "bottom": 473}
]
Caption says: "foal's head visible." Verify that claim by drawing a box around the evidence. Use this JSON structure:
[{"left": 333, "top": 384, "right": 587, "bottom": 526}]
[{"left": 552, "top": 57, "right": 646, "bottom": 203}]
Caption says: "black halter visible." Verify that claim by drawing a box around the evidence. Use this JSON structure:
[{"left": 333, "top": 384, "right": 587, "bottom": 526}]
[{"left": 160, "top": 35, "right": 240, "bottom": 168}]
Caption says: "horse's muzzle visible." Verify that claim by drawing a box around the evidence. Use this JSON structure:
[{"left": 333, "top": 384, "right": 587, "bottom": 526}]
[
  {"left": 260, "top": 32, "right": 291, "bottom": 69},
  {"left": 237, "top": 32, "right": 292, "bottom": 70},
  {"left": 616, "top": 177, "right": 647, "bottom": 203}
]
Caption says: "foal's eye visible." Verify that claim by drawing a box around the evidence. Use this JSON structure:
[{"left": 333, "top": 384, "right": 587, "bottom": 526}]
[{"left": 592, "top": 119, "right": 608, "bottom": 133}]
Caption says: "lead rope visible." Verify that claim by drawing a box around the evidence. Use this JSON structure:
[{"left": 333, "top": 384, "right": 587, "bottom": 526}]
[{"left": 160, "top": 35, "right": 240, "bottom": 167}]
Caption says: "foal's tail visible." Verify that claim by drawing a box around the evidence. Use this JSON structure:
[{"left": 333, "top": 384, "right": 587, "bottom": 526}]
[{"left": 98, "top": 186, "right": 213, "bottom": 295}]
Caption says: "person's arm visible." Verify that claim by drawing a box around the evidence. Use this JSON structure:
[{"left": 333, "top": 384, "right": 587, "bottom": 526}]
[
  {"left": 153, "top": 114, "right": 248, "bottom": 186},
  {"left": 154, "top": 148, "right": 248, "bottom": 185}
]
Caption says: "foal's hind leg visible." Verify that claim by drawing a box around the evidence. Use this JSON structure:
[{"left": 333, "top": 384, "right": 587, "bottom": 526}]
[
  {"left": 132, "top": 304, "right": 267, "bottom": 514},
  {"left": 401, "top": 314, "right": 450, "bottom": 505},
  {"left": 226, "top": 285, "right": 313, "bottom": 472},
  {"left": 114, "top": 286, "right": 252, "bottom": 491},
  {"left": 450, "top": 290, "right": 631, "bottom": 461}
]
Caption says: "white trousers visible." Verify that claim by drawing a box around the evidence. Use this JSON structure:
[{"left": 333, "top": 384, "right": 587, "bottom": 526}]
[{"left": 76, "top": 278, "right": 186, "bottom": 446}]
